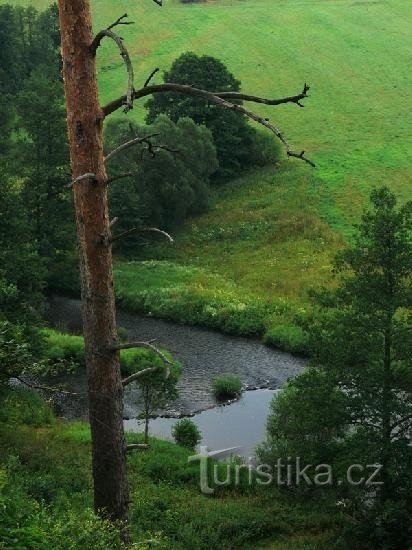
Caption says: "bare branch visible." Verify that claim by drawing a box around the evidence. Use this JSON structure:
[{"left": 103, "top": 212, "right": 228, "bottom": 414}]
[
  {"left": 111, "top": 340, "right": 172, "bottom": 386},
  {"left": 107, "top": 171, "right": 140, "bottom": 185},
  {"left": 15, "top": 377, "right": 77, "bottom": 396},
  {"left": 122, "top": 366, "right": 161, "bottom": 386},
  {"left": 102, "top": 83, "right": 314, "bottom": 166},
  {"left": 91, "top": 19, "right": 135, "bottom": 112},
  {"left": 111, "top": 227, "right": 140, "bottom": 243},
  {"left": 103, "top": 82, "right": 310, "bottom": 116},
  {"left": 144, "top": 67, "right": 160, "bottom": 87},
  {"left": 127, "top": 444, "right": 149, "bottom": 452},
  {"left": 106, "top": 13, "right": 134, "bottom": 31},
  {"left": 218, "top": 83, "right": 310, "bottom": 108},
  {"left": 67, "top": 172, "right": 97, "bottom": 188},
  {"left": 142, "top": 227, "right": 174, "bottom": 243},
  {"left": 105, "top": 134, "right": 159, "bottom": 163},
  {"left": 109, "top": 216, "right": 119, "bottom": 228}
]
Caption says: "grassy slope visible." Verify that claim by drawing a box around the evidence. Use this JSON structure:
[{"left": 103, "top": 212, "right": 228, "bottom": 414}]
[
  {"left": 0, "top": 392, "right": 342, "bottom": 548},
  {"left": 5, "top": 0, "right": 412, "bottom": 335}
]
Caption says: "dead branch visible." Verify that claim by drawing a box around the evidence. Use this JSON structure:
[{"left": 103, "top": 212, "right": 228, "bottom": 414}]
[
  {"left": 102, "top": 83, "right": 314, "bottom": 166},
  {"left": 111, "top": 340, "right": 172, "bottom": 386},
  {"left": 15, "top": 376, "right": 77, "bottom": 396},
  {"left": 105, "top": 134, "right": 179, "bottom": 164},
  {"left": 144, "top": 67, "right": 160, "bottom": 87},
  {"left": 103, "top": 83, "right": 311, "bottom": 116},
  {"left": 105, "top": 134, "right": 159, "bottom": 163},
  {"left": 107, "top": 171, "right": 140, "bottom": 185},
  {"left": 67, "top": 172, "right": 97, "bottom": 188},
  {"left": 218, "top": 83, "right": 310, "bottom": 108},
  {"left": 122, "top": 366, "right": 162, "bottom": 386},
  {"left": 90, "top": 18, "right": 135, "bottom": 112},
  {"left": 111, "top": 227, "right": 140, "bottom": 243},
  {"left": 111, "top": 226, "right": 174, "bottom": 245},
  {"left": 109, "top": 216, "right": 119, "bottom": 228},
  {"left": 106, "top": 13, "right": 134, "bottom": 31},
  {"left": 142, "top": 227, "right": 174, "bottom": 243},
  {"left": 127, "top": 443, "right": 149, "bottom": 452}
]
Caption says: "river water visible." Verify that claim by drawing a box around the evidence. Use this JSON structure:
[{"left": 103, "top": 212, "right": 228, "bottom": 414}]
[{"left": 46, "top": 296, "right": 305, "bottom": 455}]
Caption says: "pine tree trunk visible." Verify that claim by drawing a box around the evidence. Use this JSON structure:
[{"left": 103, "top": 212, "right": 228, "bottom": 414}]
[
  {"left": 57, "top": 0, "right": 129, "bottom": 521},
  {"left": 381, "top": 322, "right": 393, "bottom": 502},
  {"left": 144, "top": 388, "right": 150, "bottom": 444}
]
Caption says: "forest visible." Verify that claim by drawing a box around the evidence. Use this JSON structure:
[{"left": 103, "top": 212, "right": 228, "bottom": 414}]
[{"left": 0, "top": 0, "right": 411, "bottom": 548}]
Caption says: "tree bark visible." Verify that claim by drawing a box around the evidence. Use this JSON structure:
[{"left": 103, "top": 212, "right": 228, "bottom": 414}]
[
  {"left": 57, "top": 0, "right": 129, "bottom": 521},
  {"left": 144, "top": 387, "right": 150, "bottom": 444}
]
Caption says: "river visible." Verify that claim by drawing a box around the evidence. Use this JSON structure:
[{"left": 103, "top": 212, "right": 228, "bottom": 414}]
[{"left": 46, "top": 296, "right": 305, "bottom": 456}]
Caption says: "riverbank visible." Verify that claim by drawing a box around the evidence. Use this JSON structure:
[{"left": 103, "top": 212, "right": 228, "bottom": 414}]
[
  {"left": 114, "top": 259, "right": 312, "bottom": 356},
  {"left": 45, "top": 296, "right": 305, "bottom": 418},
  {"left": 0, "top": 388, "right": 344, "bottom": 548}
]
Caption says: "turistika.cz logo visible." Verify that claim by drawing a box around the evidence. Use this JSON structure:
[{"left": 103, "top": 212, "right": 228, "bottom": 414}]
[{"left": 189, "top": 446, "right": 383, "bottom": 495}]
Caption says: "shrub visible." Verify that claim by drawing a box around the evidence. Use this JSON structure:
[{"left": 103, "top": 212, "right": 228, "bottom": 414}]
[
  {"left": 0, "top": 388, "right": 53, "bottom": 427},
  {"left": 263, "top": 323, "right": 310, "bottom": 356},
  {"left": 211, "top": 374, "right": 242, "bottom": 401},
  {"left": 172, "top": 419, "right": 202, "bottom": 449},
  {"left": 42, "top": 329, "right": 85, "bottom": 368}
]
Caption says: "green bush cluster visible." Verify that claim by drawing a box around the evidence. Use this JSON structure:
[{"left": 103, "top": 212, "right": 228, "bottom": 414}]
[
  {"left": 42, "top": 329, "right": 177, "bottom": 378},
  {"left": 211, "top": 374, "right": 242, "bottom": 401},
  {"left": 117, "top": 284, "right": 269, "bottom": 337},
  {"left": 0, "top": 388, "right": 53, "bottom": 427},
  {"left": 0, "top": 389, "right": 344, "bottom": 548},
  {"left": 42, "top": 328, "right": 85, "bottom": 366},
  {"left": 172, "top": 419, "right": 202, "bottom": 449},
  {"left": 263, "top": 324, "right": 310, "bottom": 356}
]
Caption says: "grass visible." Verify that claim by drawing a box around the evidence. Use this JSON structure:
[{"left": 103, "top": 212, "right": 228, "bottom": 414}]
[
  {"left": 0, "top": 388, "right": 345, "bottom": 548},
  {"left": 113, "top": 166, "right": 338, "bottom": 352},
  {"left": 4, "top": 0, "right": 412, "bottom": 346},
  {"left": 211, "top": 374, "right": 242, "bottom": 401},
  {"left": 42, "top": 328, "right": 180, "bottom": 377}
]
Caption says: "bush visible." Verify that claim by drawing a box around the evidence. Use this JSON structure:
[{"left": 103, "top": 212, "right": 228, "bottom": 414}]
[
  {"left": 263, "top": 323, "right": 309, "bottom": 356},
  {"left": 172, "top": 418, "right": 202, "bottom": 449},
  {"left": 0, "top": 388, "right": 53, "bottom": 427},
  {"left": 42, "top": 329, "right": 178, "bottom": 379},
  {"left": 248, "top": 129, "right": 282, "bottom": 167},
  {"left": 42, "top": 328, "right": 85, "bottom": 368},
  {"left": 211, "top": 374, "right": 242, "bottom": 401},
  {"left": 106, "top": 115, "right": 217, "bottom": 253}
]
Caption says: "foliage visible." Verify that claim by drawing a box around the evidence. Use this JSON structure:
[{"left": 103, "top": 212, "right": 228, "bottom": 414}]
[
  {"left": 259, "top": 187, "right": 412, "bottom": 547},
  {"left": 0, "top": 3, "right": 76, "bottom": 294},
  {"left": 42, "top": 328, "right": 178, "bottom": 382},
  {"left": 0, "top": 388, "right": 53, "bottom": 427},
  {"left": 42, "top": 329, "right": 85, "bottom": 367},
  {"left": 127, "top": 349, "right": 181, "bottom": 443},
  {"left": 263, "top": 324, "right": 310, "bottom": 356},
  {"left": 0, "top": 392, "right": 345, "bottom": 548},
  {"left": 0, "top": 173, "right": 44, "bottom": 325},
  {"left": 211, "top": 374, "right": 242, "bottom": 401},
  {"left": 146, "top": 52, "right": 280, "bottom": 181},
  {"left": 0, "top": 322, "right": 35, "bottom": 389},
  {"left": 113, "top": 162, "right": 341, "bottom": 355},
  {"left": 172, "top": 418, "right": 202, "bottom": 449},
  {"left": 105, "top": 115, "right": 217, "bottom": 253}
]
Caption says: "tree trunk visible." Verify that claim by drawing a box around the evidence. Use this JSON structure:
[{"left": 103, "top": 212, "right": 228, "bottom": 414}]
[
  {"left": 57, "top": 0, "right": 129, "bottom": 521},
  {"left": 144, "top": 388, "right": 150, "bottom": 444},
  {"left": 381, "top": 322, "right": 393, "bottom": 502}
]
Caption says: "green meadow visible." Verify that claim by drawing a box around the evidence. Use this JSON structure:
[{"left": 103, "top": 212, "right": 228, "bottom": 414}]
[{"left": 5, "top": 0, "right": 412, "bottom": 344}]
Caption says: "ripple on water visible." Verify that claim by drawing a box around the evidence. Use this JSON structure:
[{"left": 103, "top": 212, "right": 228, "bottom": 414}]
[{"left": 46, "top": 296, "right": 305, "bottom": 417}]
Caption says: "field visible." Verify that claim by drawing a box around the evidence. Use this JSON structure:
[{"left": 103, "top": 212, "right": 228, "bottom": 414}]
[{"left": 4, "top": 0, "right": 412, "bottom": 344}]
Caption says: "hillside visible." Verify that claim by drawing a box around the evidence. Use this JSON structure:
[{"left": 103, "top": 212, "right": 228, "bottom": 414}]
[{"left": 5, "top": 0, "right": 412, "bottom": 345}]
